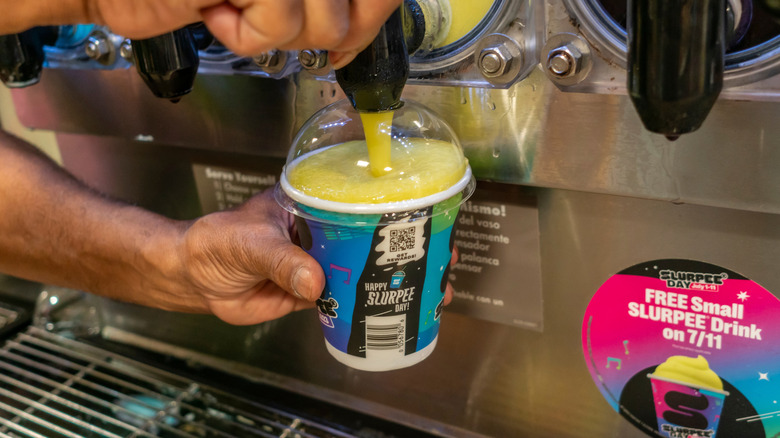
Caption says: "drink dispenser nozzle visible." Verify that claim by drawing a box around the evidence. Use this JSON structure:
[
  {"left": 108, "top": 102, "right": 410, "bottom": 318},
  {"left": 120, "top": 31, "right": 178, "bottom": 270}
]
[
  {"left": 335, "top": 2, "right": 427, "bottom": 112},
  {"left": 627, "top": 0, "right": 726, "bottom": 139},
  {"left": 0, "top": 27, "right": 57, "bottom": 88},
  {"left": 131, "top": 24, "right": 211, "bottom": 103}
]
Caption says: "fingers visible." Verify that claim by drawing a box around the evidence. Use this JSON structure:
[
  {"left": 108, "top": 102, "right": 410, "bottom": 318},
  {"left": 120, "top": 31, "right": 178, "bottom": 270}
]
[
  {"left": 263, "top": 242, "right": 325, "bottom": 301},
  {"left": 182, "top": 189, "right": 325, "bottom": 311},
  {"left": 336, "top": 0, "right": 403, "bottom": 51},
  {"left": 442, "top": 245, "right": 458, "bottom": 305},
  {"left": 278, "top": 0, "right": 350, "bottom": 51},
  {"left": 90, "top": 1, "right": 206, "bottom": 40},
  {"left": 201, "top": 1, "right": 300, "bottom": 56},
  {"left": 209, "top": 282, "right": 315, "bottom": 325},
  {"left": 238, "top": 192, "right": 326, "bottom": 301},
  {"left": 329, "top": 0, "right": 403, "bottom": 68},
  {"left": 202, "top": 0, "right": 401, "bottom": 59},
  {"left": 444, "top": 282, "right": 454, "bottom": 306}
]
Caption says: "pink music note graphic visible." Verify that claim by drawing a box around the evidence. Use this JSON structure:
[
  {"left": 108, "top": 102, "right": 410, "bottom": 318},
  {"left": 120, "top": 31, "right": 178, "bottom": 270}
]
[{"left": 328, "top": 264, "right": 352, "bottom": 285}]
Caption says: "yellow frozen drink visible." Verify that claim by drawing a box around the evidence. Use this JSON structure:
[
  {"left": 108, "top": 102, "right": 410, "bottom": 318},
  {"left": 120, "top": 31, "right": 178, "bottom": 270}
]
[
  {"left": 286, "top": 138, "right": 467, "bottom": 204},
  {"left": 652, "top": 355, "right": 724, "bottom": 391}
]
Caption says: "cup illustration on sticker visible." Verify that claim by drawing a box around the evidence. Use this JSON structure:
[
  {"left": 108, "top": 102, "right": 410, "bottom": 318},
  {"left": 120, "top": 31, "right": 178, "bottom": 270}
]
[{"left": 648, "top": 355, "right": 729, "bottom": 438}]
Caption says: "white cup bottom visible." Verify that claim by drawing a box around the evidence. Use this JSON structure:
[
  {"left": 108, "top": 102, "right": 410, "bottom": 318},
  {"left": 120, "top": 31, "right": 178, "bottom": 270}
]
[{"left": 324, "top": 336, "right": 438, "bottom": 372}]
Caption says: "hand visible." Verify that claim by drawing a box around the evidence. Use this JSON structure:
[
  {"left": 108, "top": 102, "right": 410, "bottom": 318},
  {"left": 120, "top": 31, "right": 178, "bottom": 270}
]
[
  {"left": 0, "top": 131, "right": 455, "bottom": 327},
  {"left": 177, "top": 189, "right": 325, "bottom": 325},
  {"left": 84, "top": 0, "right": 402, "bottom": 67},
  {"left": 175, "top": 188, "right": 456, "bottom": 324}
]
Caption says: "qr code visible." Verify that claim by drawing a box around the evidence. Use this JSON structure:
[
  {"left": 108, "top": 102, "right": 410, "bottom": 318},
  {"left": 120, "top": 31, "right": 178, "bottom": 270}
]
[{"left": 389, "top": 227, "right": 415, "bottom": 252}]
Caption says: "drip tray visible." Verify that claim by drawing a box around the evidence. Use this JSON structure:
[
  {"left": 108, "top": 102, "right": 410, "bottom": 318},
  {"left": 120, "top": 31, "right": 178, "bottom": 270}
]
[{"left": 0, "top": 327, "right": 436, "bottom": 438}]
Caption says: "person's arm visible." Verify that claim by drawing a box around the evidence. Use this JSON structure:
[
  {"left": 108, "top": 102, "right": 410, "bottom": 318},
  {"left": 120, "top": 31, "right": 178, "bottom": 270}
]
[
  {"left": 0, "top": 0, "right": 402, "bottom": 68},
  {"left": 0, "top": 130, "right": 325, "bottom": 325}
]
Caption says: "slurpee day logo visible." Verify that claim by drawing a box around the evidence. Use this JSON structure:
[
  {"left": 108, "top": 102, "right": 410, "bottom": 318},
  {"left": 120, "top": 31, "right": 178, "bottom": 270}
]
[
  {"left": 660, "top": 269, "right": 728, "bottom": 291},
  {"left": 583, "top": 259, "right": 780, "bottom": 438}
]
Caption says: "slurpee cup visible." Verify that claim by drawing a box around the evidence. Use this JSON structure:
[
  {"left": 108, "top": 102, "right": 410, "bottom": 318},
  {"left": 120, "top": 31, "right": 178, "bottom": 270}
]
[
  {"left": 648, "top": 355, "right": 729, "bottom": 437},
  {"left": 275, "top": 99, "right": 475, "bottom": 371},
  {"left": 390, "top": 271, "right": 406, "bottom": 288}
]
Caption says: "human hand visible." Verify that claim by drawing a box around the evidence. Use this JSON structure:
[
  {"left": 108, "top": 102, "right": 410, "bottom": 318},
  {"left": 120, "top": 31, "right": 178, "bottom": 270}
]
[
  {"left": 172, "top": 188, "right": 456, "bottom": 325},
  {"left": 176, "top": 189, "right": 325, "bottom": 325},
  {"left": 83, "top": 0, "right": 402, "bottom": 67}
]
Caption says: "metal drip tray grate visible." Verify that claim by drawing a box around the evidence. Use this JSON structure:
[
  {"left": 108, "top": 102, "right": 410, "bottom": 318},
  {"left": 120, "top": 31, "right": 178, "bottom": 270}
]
[{"left": 0, "top": 327, "right": 370, "bottom": 438}]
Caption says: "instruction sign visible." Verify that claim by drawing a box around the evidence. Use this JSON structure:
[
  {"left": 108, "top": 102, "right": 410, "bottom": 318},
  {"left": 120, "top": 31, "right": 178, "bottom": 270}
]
[
  {"left": 192, "top": 163, "right": 279, "bottom": 213},
  {"left": 447, "top": 183, "right": 543, "bottom": 330}
]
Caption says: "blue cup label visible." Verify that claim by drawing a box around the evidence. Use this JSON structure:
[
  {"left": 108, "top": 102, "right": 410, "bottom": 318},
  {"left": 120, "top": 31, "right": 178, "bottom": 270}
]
[{"left": 297, "top": 202, "right": 459, "bottom": 362}]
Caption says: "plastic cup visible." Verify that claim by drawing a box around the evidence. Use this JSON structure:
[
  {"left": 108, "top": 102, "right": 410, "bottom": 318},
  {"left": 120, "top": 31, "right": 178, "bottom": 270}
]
[
  {"left": 277, "top": 167, "right": 474, "bottom": 371},
  {"left": 276, "top": 98, "right": 474, "bottom": 371},
  {"left": 648, "top": 373, "right": 729, "bottom": 437}
]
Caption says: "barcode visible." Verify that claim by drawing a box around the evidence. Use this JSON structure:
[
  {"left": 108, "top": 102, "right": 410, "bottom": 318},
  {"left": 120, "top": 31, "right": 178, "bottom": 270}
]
[
  {"left": 389, "top": 227, "right": 415, "bottom": 252},
  {"left": 365, "top": 315, "right": 406, "bottom": 357}
]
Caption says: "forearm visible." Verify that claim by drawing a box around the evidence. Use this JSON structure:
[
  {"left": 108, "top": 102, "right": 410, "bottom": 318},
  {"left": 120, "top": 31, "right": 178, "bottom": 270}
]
[{"left": 0, "top": 130, "right": 199, "bottom": 311}]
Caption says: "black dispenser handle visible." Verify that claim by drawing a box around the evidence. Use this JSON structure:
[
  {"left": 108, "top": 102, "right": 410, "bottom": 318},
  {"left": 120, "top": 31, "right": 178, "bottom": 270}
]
[
  {"left": 627, "top": 0, "right": 726, "bottom": 138},
  {"left": 336, "top": 5, "right": 422, "bottom": 112},
  {"left": 0, "top": 27, "right": 57, "bottom": 88},
  {"left": 131, "top": 26, "right": 200, "bottom": 102}
]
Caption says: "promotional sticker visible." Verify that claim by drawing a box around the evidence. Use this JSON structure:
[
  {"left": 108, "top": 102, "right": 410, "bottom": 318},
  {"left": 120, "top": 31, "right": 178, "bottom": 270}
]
[{"left": 583, "top": 259, "right": 780, "bottom": 438}]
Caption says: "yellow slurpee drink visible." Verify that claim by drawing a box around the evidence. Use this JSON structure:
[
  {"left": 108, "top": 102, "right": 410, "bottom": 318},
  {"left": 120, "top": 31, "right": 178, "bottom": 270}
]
[
  {"left": 359, "top": 111, "right": 394, "bottom": 177},
  {"left": 286, "top": 138, "right": 467, "bottom": 204}
]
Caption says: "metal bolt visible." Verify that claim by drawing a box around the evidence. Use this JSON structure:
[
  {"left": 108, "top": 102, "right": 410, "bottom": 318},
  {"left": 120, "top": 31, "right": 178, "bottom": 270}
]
[
  {"left": 298, "top": 49, "right": 327, "bottom": 70},
  {"left": 546, "top": 46, "right": 582, "bottom": 78},
  {"left": 481, "top": 53, "right": 503, "bottom": 75},
  {"left": 119, "top": 39, "right": 133, "bottom": 61},
  {"left": 85, "top": 35, "right": 110, "bottom": 62},
  {"left": 253, "top": 50, "right": 279, "bottom": 68},
  {"left": 478, "top": 45, "right": 512, "bottom": 78}
]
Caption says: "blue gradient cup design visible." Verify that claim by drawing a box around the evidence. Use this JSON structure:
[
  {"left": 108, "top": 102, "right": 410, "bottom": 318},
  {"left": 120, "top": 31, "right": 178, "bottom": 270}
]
[{"left": 277, "top": 169, "right": 474, "bottom": 371}]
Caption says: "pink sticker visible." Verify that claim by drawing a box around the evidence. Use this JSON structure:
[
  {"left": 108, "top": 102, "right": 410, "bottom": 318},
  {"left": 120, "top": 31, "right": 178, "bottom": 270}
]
[{"left": 582, "top": 259, "right": 780, "bottom": 438}]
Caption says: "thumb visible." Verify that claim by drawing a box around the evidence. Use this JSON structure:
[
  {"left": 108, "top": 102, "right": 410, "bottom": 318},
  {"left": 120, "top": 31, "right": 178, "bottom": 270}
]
[
  {"left": 269, "top": 244, "right": 325, "bottom": 302},
  {"left": 230, "top": 190, "right": 325, "bottom": 301}
]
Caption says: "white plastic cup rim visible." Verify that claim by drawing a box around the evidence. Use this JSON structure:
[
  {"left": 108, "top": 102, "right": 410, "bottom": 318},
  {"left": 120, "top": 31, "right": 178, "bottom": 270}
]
[{"left": 279, "top": 165, "right": 474, "bottom": 215}]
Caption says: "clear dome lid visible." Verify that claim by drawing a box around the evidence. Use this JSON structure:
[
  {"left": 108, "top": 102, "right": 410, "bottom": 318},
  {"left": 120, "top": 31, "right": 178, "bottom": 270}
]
[{"left": 276, "top": 98, "right": 474, "bottom": 217}]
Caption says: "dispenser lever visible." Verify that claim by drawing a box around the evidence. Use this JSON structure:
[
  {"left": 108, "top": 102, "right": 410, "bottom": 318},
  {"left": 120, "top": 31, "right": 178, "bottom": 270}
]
[
  {"left": 335, "top": 7, "right": 409, "bottom": 112},
  {"left": 627, "top": 0, "right": 726, "bottom": 138},
  {"left": 131, "top": 26, "right": 200, "bottom": 102},
  {"left": 0, "top": 27, "right": 57, "bottom": 88}
]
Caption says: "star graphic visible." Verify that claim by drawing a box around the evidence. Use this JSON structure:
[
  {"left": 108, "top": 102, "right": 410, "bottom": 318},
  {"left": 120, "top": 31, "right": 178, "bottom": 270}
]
[
  {"left": 737, "top": 291, "right": 750, "bottom": 302},
  {"left": 759, "top": 372, "right": 770, "bottom": 381}
]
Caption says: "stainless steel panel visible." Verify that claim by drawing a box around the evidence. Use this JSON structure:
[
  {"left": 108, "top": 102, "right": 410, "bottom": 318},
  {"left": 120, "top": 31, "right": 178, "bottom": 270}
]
[
  {"left": 5, "top": 10, "right": 780, "bottom": 436},
  {"left": 12, "top": 69, "right": 780, "bottom": 217},
  {"left": 10, "top": 68, "right": 296, "bottom": 157},
  {"left": 37, "top": 145, "right": 780, "bottom": 437}
]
